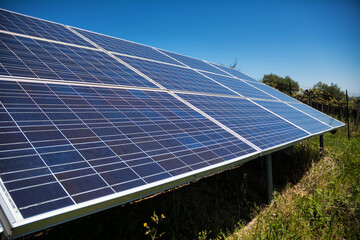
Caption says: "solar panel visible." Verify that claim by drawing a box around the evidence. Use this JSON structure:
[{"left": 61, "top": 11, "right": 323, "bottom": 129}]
[{"left": 0, "top": 9, "right": 344, "bottom": 239}]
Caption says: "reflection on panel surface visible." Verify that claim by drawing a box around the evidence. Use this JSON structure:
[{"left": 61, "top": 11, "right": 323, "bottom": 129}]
[
  {"left": 0, "top": 33, "right": 157, "bottom": 88},
  {"left": 74, "top": 28, "right": 180, "bottom": 65},
  {"left": 118, "top": 55, "right": 236, "bottom": 95},
  {"left": 179, "top": 93, "right": 309, "bottom": 150},
  {"left": 289, "top": 102, "right": 344, "bottom": 128},
  {"left": 202, "top": 72, "right": 277, "bottom": 100},
  {"left": 254, "top": 100, "right": 331, "bottom": 134}
]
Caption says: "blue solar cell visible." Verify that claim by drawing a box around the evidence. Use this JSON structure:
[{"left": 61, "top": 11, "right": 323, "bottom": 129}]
[
  {"left": 0, "top": 80, "right": 257, "bottom": 218},
  {"left": 9, "top": 182, "right": 72, "bottom": 212},
  {"left": 0, "top": 33, "right": 158, "bottom": 88},
  {"left": 159, "top": 49, "right": 227, "bottom": 75},
  {"left": 0, "top": 9, "right": 94, "bottom": 47},
  {"left": 118, "top": 55, "right": 235, "bottom": 95},
  {"left": 21, "top": 197, "right": 74, "bottom": 219},
  {"left": 202, "top": 72, "right": 277, "bottom": 100},
  {"left": 74, "top": 28, "right": 180, "bottom": 65},
  {"left": 253, "top": 100, "right": 331, "bottom": 134},
  {"left": 288, "top": 102, "right": 344, "bottom": 128},
  {"left": 0, "top": 126, "right": 74, "bottom": 217},
  {"left": 211, "top": 64, "right": 260, "bottom": 83},
  {"left": 178, "top": 93, "right": 309, "bottom": 150}
]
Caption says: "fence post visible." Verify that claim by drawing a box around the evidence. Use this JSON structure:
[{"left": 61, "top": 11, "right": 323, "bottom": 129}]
[
  {"left": 339, "top": 103, "right": 342, "bottom": 121},
  {"left": 356, "top": 101, "right": 360, "bottom": 131}
]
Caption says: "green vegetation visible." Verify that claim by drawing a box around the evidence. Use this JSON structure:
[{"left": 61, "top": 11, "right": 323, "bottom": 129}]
[
  {"left": 227, "top": 124, "right": 360, "bottom": 239},
  {"left": 312, "top": 82, "right": 345, "bottom": 100},
  {"left": 262, "top": 74, "right": 299, "bottom": 95}
]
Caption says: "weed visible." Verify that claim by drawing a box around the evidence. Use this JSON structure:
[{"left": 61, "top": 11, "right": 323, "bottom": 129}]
[{"left": 143, "top": 211, "right": 166, "bottom": 240}]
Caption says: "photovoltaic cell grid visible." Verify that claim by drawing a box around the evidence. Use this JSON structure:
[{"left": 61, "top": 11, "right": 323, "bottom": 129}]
[
  {"left": 253, "top": 100, "right": 331, "bottom": 134},
  {"left": 0, "top": 33, "right": 158, "bottom": 88},
  {"left": 178, "top": 93, "right": 310, "bottom": 150},
  {"left": 288, "top": 102, "right": 344, "bottom": 128},
  {"left": 0, "top": 80, "right": 257, "bottom": 218},
  {"left": 117, "top": 55, "right": 236, "bottom": 95},
  {"left": 0, "top": 9, "right": 94, "bottom": 48},
  {"left": 74, "top": 28, "right": 181, "bottom": 65}
]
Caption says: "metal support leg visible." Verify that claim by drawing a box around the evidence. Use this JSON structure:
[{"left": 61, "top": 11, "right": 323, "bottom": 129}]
[
  {"left": 266, "top": 154, "right": 273, "bottom": 202},
  {"left": 320, "top": 135, "right": 324, "bottom": 154}
]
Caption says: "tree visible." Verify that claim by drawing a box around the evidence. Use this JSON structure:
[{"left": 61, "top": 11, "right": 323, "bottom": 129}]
[
  {"left": 262, "top": 73, "right": 299, "bottom": 96},
  {"left": 313, "top": 82, "right": 345, "bottom": 101}
]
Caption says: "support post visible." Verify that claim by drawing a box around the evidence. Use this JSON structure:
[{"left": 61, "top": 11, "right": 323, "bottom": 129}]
[
  {"left": 346, "top": 90, "right": 350, "bottom": 140},
  {"left": 320, "top": 135, "right": 324, "bottom": 154},
  {"left": 265, "top": 154, "right": 273, "bottom": 202}
]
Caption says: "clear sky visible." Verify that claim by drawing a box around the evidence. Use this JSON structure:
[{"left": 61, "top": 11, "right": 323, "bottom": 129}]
[{"left": 1, "top": 0, "right": 360, "bottom": 96}]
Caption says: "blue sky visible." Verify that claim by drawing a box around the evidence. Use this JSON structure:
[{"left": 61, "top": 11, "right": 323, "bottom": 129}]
[{"left": 2, "top": 0, "right": 360, "bottom": 96}]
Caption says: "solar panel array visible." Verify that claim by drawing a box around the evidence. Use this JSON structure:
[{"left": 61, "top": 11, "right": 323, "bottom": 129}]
[{"left": 0, "top": 8, "right": 344, "bottom": 238}]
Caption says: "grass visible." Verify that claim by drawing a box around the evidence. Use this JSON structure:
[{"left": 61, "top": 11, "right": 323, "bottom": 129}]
[{"left": 227, "top": 124, "right": 360, "bottom": 239}]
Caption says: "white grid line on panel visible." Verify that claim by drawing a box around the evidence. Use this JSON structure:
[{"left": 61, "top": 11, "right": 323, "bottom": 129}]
[
  {"left": 207, "top": 62, "right": 289, "bottom": 101},
  {"left": 16, "top": 83, "right": 117, "bottom": 195},
  {"left": 63, "top": 85, "right": 164, "bottom": 183},
  {"left": 153, "top": 48, "right": 228, "bottom": 76},
  {"left": 168, "top": 92, "right": 261, "bottom": 152},
  {"left": 145, "top": 52, "right": 314, "bottom": 135},
  {"left": 284, "top": 102, "right": 335, "bottom": 129},
  {"left": 153, "top": 48, "right": 247, "bottom": 98},
  {"left": 0, "top": 30, "right": 100, "bottom": 52},
  {"left": 204, "top": 63, "right": 327, "bottom": 130},
  {"left": 0, "top": 76, "right": 164, "bottom": 93},
  {"left": 0, "top": 102, "right": 77, "bottom": 206},
  {"left": 65, "top": 26, "right": 166, "bottom": 90},
  {"left": 246, "top": 99, "right": 312, "bottom": 135}
]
